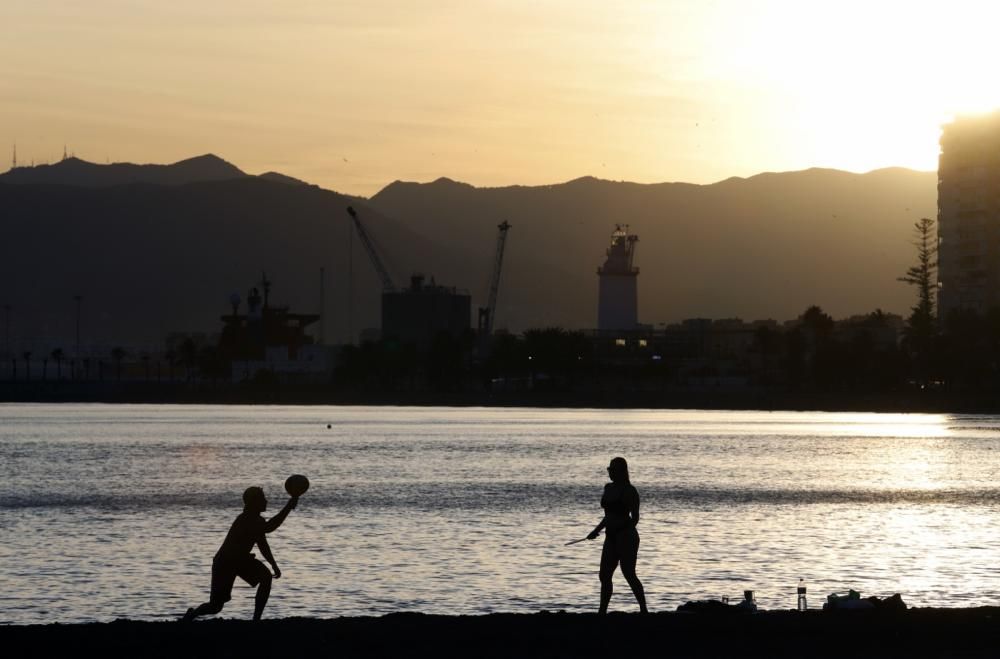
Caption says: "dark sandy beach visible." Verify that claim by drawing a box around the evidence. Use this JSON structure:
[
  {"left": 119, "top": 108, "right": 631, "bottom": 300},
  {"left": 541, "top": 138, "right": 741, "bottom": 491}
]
[{"left": 5, "top": 608, "right": 1000, "bottom": 658}]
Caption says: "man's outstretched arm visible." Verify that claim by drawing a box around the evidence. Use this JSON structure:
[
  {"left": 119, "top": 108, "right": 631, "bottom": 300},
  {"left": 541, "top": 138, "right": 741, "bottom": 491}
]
[{"left": 263, "top": 497, "right": 298, "bottom": 533}]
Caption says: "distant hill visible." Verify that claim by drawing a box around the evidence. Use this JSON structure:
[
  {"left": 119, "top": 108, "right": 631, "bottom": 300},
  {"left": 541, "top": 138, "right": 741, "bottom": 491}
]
[
  {"left": 0, "top": 174, "right": 454, "bottom": 348},
  {"left": 258, "top": 171, "right": 312, "bottom": 186},
  {"left": 368, "top": 167, "right": 938, "bottom": 330},
  {"left": 0, "top": 157, "right": 937, "bottom": 349},
  {"left": 0, "top": 154, "right": 247, "bottom": 187}
]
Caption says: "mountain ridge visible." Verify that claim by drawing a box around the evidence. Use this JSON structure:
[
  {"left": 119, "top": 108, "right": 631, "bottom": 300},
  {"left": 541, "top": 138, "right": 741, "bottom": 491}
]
[
  {"left": 370, "top": 166, "right": 933, "bottom": 198},
  {"left": 0, "top": 157, "right": 938, "bottom": 346},
  {"left": 0, "top": 175, "right": 453, "bottom": 346},
  {"left": 366, "top": 166, "right": 937, "bottom": 331},
  {"left": 0, "top": 153, "right": 248, "bottom": 187},
  {"left": 1, "top": 153, "right": 933, "bottom": 198}
]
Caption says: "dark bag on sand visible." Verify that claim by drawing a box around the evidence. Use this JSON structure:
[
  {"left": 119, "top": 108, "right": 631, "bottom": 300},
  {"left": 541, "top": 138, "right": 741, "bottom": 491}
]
[
  {"left": 824, "top": 592, "right": 907, "bottom": 611},
  {"left": 677, "top": 600, "right": 742, "bottom": 615},
  {"left": 866, "top": 593, "right": 907, "bottom": 611}
]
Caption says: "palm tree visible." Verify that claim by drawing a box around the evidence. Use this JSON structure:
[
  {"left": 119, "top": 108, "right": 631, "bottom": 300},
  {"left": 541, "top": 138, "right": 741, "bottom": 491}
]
[
  {"left": 179, "top": 338, "right": 198, "bottom": 381},
  {"left": 111, "top": 347, "right": 126, "bottom": 381},
  {"left": 21, "top": 351, "right": 31, "bottom": 381},
  {"left": 165, "top": 349, "right": 177, "bottom": 381},
  {"left": 753, "top": 325, "right": 780, "bottom": 382},
  {"left": 51, "top": 348, "right": 65, "bottom": 380}
]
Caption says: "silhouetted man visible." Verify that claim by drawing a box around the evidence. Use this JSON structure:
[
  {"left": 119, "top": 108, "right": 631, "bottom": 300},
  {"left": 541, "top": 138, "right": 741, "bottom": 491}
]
[{"left": 182, "top": 486, "right": 298, "bottom": 622}]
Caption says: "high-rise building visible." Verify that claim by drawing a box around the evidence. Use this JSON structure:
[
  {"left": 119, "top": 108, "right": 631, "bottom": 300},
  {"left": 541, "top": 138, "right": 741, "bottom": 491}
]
[
  {"left": 938, "top": 111, "right": 1000, "bottom": 317},
  {"left": 597, "top": 225, "right": 639, "bottom": 330}
]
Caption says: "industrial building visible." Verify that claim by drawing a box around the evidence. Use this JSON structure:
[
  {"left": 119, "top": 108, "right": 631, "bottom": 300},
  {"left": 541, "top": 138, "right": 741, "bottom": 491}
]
[
  {"left": 597, "top": 225, "right": 639, "bottom": 330},
  {"left": 346, "top": 206, "right": 472, "bottom": 348},
  {"left": 382, "top": 275, "right": 471, "bottom": 347},
  {"left": 938, "top": 111, "right": 1000, "bottom": 317}
]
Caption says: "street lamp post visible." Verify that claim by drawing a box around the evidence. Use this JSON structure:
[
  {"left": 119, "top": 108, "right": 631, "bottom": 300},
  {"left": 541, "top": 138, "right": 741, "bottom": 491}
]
[
  {"left": 73, "top": 295, "right": 82, "bottom": 379},
  {"left": 2, "top": 304, "right": 9, "bottom": 358}
]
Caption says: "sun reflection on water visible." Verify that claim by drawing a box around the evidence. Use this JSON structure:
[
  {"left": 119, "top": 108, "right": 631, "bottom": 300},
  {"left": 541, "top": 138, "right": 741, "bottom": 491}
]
[{"left": 815, "top": 413, "right": 952, "bottom": 438}]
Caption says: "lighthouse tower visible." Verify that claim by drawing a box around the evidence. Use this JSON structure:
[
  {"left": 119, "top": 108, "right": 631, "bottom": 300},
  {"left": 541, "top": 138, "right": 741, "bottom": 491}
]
[{"left": 597, "top": 225, "right": 639, "bottom": 330}]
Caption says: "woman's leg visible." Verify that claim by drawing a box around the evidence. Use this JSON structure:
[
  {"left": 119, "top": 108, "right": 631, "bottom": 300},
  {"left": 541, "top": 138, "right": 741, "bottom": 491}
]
[
  {"left": 598, "top": 538, "right": 619, "bottom": 614},
  {"left": 618, "top": 530, "right": 647, "bottom": 613}
]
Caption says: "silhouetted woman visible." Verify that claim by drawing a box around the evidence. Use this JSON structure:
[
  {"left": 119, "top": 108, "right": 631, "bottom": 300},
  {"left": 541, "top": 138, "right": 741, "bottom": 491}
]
[{"left": 587, "top": 456, "right": 648, "bottom": 613}]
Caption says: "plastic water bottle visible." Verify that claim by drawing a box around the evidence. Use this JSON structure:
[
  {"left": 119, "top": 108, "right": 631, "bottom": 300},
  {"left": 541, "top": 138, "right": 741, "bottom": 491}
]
[{"left": 797, "top": 578, "right": 807, "bottom": 611}]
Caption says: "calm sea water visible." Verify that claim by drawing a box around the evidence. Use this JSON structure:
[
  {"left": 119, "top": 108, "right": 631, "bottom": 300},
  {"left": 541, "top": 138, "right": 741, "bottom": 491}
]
[{"left": 2, "top": 404, "right": 1000, "bottom": 624}]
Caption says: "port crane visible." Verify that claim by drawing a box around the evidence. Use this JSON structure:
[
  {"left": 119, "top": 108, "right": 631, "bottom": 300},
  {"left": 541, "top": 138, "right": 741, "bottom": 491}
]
[
  {"left": 477, "top": 220, "right": 511, "bottom": 336},
  {"left": 346, "top": 206, "right": 396, "bottom": 292}
]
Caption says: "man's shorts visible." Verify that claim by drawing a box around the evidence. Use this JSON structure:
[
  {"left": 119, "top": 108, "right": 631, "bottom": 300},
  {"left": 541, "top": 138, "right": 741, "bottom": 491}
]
[{"left": 211, "top": 554, "right": 271, "bottom": 603}]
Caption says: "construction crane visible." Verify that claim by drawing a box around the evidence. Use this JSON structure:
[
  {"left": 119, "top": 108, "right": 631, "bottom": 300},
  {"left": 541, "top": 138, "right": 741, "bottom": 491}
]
[
  {"left": 346, "top": 206, "right": 396, "bottom": 292},
  {"left": 478, "top": 220, "right": 511, "bottom": 336}
]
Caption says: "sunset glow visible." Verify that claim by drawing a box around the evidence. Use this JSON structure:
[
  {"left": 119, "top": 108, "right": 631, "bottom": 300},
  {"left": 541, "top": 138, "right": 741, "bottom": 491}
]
[{"left": 1, "top": 1, "right": 996, "bottom": 194}]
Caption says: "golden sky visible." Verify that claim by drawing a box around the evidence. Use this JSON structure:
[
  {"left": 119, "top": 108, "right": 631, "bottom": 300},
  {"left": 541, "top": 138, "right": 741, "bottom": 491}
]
[{"left": 2, "top": 0, "right": 998, "bottom": 196}]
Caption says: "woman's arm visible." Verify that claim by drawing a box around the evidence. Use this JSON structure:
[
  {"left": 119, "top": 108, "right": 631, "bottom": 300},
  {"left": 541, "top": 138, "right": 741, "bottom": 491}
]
[
  {"left": 587, "top": 516, "right": 607, "bottom": 540},
  {"left": 588, "top": 483, "right": 613, "bottom": 539},
  {"left": 629, "top": 486, "right": 640, "bottom": 527}
]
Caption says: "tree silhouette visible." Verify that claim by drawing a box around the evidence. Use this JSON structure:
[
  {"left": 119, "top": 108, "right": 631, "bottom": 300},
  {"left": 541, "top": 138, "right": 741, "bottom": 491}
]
[
  {"left": 165, "top": 348, "right": 177, "bottom": 381},
  {"left": 198, "top": 345, "right": 230, "bottom": 382},
  {"left": 899, "top": 218, "right": 938, "bottom": 340},
  {"left": 898, "top": 217, "right": 938, "bottom": 378},
  {"left": 51, "top": 348, "right": 65, "bottom": 379},
  {"left": 21, "top": 351, "right": 31, "bottom": 381},
  {"left": 800, "top": 305, "right": 835, "bottom": 337},
  {"left": 752, "top": 325, "right": 781, "bottom": 384},
  {"left": 179, "top": 338, "right": 198, "bottom": 381},
  {"left": 111, "top": 346, "right": 126, "bottom": 381}
]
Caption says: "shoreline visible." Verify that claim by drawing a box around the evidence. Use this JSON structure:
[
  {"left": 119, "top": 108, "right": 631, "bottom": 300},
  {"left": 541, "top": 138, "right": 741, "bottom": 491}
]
[
  {"left": 4, "top": 608, "right": 1000, "bottom": 657},
  {"left": 0, "top": 383, "right": 994, "bottom": 414}
]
